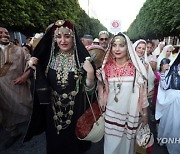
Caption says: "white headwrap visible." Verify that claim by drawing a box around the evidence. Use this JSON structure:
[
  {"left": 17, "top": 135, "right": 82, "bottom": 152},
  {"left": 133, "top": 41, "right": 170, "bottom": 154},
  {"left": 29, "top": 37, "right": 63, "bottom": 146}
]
[
  {"left": 102, "top": 37, "right": 147, "bottom": 79},
  {"left": 133, "top": 39, "right": 155, "bottom": 92},
  {"left": 156, "top": 45, "right": 174, "bottom": 70},
  {"left": 98, "top": 33, "right": 148, "bottom": 110},
  {"left": 152, "top": 41, "right": 165, "bottom": 57}
]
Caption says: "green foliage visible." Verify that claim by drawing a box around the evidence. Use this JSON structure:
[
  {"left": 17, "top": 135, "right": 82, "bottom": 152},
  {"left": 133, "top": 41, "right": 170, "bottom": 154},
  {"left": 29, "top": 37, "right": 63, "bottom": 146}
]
[
  {"left": 127, "top": 0, "right": 180, "bottom": 40},
  {"left": 0, "top": 0, "right": 106, "bottom": 37}
]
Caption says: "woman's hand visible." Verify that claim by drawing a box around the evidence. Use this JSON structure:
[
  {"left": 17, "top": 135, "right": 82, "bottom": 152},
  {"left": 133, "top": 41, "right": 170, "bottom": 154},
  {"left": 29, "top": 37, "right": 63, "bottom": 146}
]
[
  {"left": 139, "top": 107, "right": 148, "bottom": 127},
  {"left": 83, "top": 59, "right": 94, "bottom": 76},
  {"left": 140, "top": 115, "right": 148, "bottom": 127},
  {"left": 96, "top": 68, "right": 103, "bottom": 82},
  {"left": 83, "top": 59, "right": 95, "bottom": 88},
  {"left": 28, "top": 57, "right": 38, "bottom": 70}
]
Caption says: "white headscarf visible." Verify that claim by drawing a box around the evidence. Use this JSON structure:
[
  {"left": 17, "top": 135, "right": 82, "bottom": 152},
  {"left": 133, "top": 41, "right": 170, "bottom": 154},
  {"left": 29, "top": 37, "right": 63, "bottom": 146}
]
[
  {"left": 156, "top": 45, "right": 174, "bottom": 70},
  {"left": 102, "top": 37, "right": 147, "bottom": 79},
  {"left": 98, "top": 33, "right": 148, "bottom": 109},
  {"left": 133, "top": 39, "right": 155, "bottom": 92},
  {"left": 153, "top": 41, "right": 165, "bottom": 57}
]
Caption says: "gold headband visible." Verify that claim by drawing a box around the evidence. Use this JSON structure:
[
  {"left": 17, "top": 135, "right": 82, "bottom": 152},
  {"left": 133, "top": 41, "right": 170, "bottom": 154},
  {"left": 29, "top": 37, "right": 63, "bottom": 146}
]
[
  {"left": 54, "top": 26, "right": 74, "bottom": 38},
  {"left": 112, "top": 36, "right": 126, "bottom": 45}
]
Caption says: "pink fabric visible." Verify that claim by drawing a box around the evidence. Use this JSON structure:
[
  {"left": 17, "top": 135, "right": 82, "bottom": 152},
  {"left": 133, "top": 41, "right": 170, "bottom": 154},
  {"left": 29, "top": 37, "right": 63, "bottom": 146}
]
[
  {"left": 153, "top": 71, "right": 160, "bottom": 104},
  {"left": 138, "top": 83, "right": 148, "bottom": 113},
  {"left": 104, "top": 60, "right": 135, "bottom": 78},
  {"left": 97, "top": 78, "right": 109, "bottom": 109}
]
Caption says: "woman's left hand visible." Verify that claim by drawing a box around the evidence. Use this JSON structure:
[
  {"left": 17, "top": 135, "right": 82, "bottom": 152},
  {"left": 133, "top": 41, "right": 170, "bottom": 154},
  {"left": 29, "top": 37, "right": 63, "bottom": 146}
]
[
  {"left": 141, "top": 115, "right": 148, "bottom": 127},
  {"left": 83, "top": 59, "right": 94, "bottom": 75}
]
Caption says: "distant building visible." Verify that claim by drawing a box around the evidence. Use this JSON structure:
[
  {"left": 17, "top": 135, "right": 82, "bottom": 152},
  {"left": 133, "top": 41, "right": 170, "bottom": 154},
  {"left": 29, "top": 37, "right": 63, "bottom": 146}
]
[{"left": 164, "top": 36, "right": 179, "bottom": 45}]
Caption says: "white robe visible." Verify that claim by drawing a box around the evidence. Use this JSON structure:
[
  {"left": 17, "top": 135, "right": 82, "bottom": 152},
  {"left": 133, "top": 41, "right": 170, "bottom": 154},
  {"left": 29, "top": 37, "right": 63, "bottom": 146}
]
[
  {"left": 104, "top": 76, "right": 148, "bottom": 154},
  {"left": 155, "top": 72, "right": 180, "bottom": 154},
  {"left": 0, "top": 43, "right": 32, "bottom": 127}
]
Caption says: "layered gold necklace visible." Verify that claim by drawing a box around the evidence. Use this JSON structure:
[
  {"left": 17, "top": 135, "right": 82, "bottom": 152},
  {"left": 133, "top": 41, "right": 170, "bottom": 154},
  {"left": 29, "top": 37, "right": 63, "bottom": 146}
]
[
  {"left": 49, "top": 50, "right": 81, "bottom": 134},
  {"left": 51, "top": 89, "right": 78, "bottom": 134},
  {"left": 56, "top": 51, "right": 75, "bottom": 88}
]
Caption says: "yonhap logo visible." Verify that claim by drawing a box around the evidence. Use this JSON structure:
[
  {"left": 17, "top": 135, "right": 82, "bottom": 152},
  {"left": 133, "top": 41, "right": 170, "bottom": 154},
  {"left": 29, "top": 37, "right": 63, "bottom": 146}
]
[{"left": 157, "top": 138, "right": 180, "bottom": 144}]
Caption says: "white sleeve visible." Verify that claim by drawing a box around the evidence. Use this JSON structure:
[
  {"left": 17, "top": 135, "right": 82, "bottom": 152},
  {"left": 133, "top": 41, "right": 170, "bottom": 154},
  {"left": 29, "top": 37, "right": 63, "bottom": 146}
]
[{"left": 160, "top": 71, "right": 171, "bottom": 90}]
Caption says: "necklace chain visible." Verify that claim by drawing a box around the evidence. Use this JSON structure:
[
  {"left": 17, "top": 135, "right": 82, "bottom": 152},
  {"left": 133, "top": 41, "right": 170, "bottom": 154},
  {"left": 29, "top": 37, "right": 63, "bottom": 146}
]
[
  {"left": 51, "top": 89, "right": 77, "bottom": 134},
  {"left": 56, "top": 51, "right": 76, "bottom": 88},
  {"left": 113, "top": 60, "right": 129, "bottom": 102}
]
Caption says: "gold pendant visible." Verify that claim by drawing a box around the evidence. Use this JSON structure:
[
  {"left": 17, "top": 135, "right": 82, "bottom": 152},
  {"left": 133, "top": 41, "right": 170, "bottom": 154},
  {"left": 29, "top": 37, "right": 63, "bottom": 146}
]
[{"left": 114, "top": 96, "right": 118, "bottom": 102}]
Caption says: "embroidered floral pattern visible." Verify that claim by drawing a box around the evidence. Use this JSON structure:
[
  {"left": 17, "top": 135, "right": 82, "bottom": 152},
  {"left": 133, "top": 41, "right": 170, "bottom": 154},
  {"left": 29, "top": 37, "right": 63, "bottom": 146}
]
[{"left": 104, "top": 60, "right": 135, "bottom": 78}]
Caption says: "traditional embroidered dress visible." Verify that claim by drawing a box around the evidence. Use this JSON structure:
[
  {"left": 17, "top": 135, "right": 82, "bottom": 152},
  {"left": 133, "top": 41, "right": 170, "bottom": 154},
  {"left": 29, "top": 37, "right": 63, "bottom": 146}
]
[
  {"left": 24, "top": 20, "right": 96, "bottom": 154},
  {"left": 98, "top": 33, "right": 149, "bottom": 154},
  {"left": 104, "top": 60, "right": 148, "bottom": 154}
]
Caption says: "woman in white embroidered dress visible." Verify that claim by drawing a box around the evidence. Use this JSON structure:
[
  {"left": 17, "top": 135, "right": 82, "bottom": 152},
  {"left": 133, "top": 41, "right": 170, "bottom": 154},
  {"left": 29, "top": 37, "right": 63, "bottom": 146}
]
[{"left": 97, "top": 33, "right": 149, "bottom": 154}]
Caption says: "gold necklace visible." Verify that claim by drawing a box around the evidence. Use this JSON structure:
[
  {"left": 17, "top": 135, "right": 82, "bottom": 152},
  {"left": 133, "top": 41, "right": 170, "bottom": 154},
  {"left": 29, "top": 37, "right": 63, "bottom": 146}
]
[
  {"left": 113, "top": 60, "right": 128, "bottom": 102},
  {"left": 51, "top": 89, "right": 77, "bottom": 134},
  {"left": 56, "top": 51, "right": 75, "bottom": 88}
]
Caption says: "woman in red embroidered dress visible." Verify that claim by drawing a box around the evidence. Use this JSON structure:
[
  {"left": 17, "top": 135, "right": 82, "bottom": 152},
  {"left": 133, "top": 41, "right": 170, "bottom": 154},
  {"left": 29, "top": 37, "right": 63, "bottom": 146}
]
[{"left": 97, "top": 33, "right": 149, "bottom": 154}]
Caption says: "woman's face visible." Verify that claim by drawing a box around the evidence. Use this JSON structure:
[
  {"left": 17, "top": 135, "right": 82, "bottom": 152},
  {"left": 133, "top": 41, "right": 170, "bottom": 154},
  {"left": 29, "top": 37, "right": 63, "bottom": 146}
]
[
  {"left": 111, "top": 37, "right": 128, "bottom": 60},
  {"left": 166, "top": 47, "right": 172, "bottom": 58},
  {"left": 135, "top": 42, "right": 146, "bottom": 57},
  {"left": 56, "top": 27, "right": 73, "bottom": 52}
]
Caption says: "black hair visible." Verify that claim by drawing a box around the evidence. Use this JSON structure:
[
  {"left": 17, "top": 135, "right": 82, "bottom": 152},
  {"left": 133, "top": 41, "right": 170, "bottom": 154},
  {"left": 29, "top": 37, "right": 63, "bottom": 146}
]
[
  {"left": 22, "top": 44, "right": 33, "bottom": 54},
  {"left": 159, "top": 58, "right": 170, "bottom": 72}
]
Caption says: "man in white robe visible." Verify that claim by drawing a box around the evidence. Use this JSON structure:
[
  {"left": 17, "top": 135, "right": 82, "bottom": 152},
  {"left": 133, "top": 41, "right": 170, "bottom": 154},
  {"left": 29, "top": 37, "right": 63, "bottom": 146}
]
[{"left": 0, "top": 27, "right": 32, "bottom": 148}]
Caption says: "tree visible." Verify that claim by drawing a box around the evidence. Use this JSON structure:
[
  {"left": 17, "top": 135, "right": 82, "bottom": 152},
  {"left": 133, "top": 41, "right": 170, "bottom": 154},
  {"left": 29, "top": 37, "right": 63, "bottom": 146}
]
[
  {"left": 127, "top": 0, "right": 180, "bottom": 40},
  {"left": 0, "top": 0, "right": 107, "bottom": 37}
]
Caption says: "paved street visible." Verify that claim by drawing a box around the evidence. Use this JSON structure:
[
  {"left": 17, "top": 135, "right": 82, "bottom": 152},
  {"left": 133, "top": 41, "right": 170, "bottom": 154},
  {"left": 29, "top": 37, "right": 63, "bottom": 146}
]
[{"left": 0, "top": 122, "right": 168, "bottom": 154}]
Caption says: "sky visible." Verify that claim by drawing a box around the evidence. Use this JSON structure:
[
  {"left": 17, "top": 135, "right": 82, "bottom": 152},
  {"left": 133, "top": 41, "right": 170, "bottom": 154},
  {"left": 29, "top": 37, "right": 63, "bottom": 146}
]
[{"left": 78, "top": 0, "right": 146, "bottom": 32}]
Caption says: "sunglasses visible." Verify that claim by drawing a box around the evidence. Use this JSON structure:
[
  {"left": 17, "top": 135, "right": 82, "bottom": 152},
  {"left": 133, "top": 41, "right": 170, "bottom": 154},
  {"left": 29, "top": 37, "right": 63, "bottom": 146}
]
[{"left": 100, "top": 38, "right": 108, "bottom": 41}]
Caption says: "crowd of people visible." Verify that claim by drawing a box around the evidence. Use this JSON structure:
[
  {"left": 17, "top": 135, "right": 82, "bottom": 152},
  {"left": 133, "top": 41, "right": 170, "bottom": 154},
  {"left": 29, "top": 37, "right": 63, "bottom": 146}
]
[{"left": 0, "top": 19, "right": 180, "bottom": 154}]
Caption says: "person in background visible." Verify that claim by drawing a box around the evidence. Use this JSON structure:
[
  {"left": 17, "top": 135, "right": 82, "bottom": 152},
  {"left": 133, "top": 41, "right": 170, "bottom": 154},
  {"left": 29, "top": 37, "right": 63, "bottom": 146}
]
[
  {"left": 98, "top": 30, "right": 110, "bottom": 50},
  {"left": 81, "top": 34, "right": 93, "bottom": 48},
  {"left": 92, "top": 38, "right": 99, "bottom": 45},
  {"left": 155, "top": 53, "right": 180, "bottom": 154},
  {"left": 133, "top": 39, "right": 155, "bottom": 93},
  {"left": 146, "top": 40, "right": 157, "bottom": 71},
  {"left": 24, "top": 20, "right": 96, "bottom": 154},
  {"left": 22, "top": 36, "right": 32, "bottom": 47},
  {"left": 13, "top": 38, "right": 21, "bottom": 46},
  {"left": 97, "top": 33, "right": 148, "bottom": 154},
  {"left": 152, "top": 41, "right": 165, "bottom": 58},
  {"left": 22, "top": 44, "right": 33, "bottom": 55},
  {"left": 0, "top": 27, "right": 32, "bottom": 149},
  {"left": 133, "top": 40, "right": 156, "bottom": 153},
  {"left": 156, "top": 45, "right": 174, "bottom": 70},
  {"left": 153, "top": 58, "right": 171, "bottom": 105},
  {"left": 172, "top": 45, "right": 180, "bottom": 58}
]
